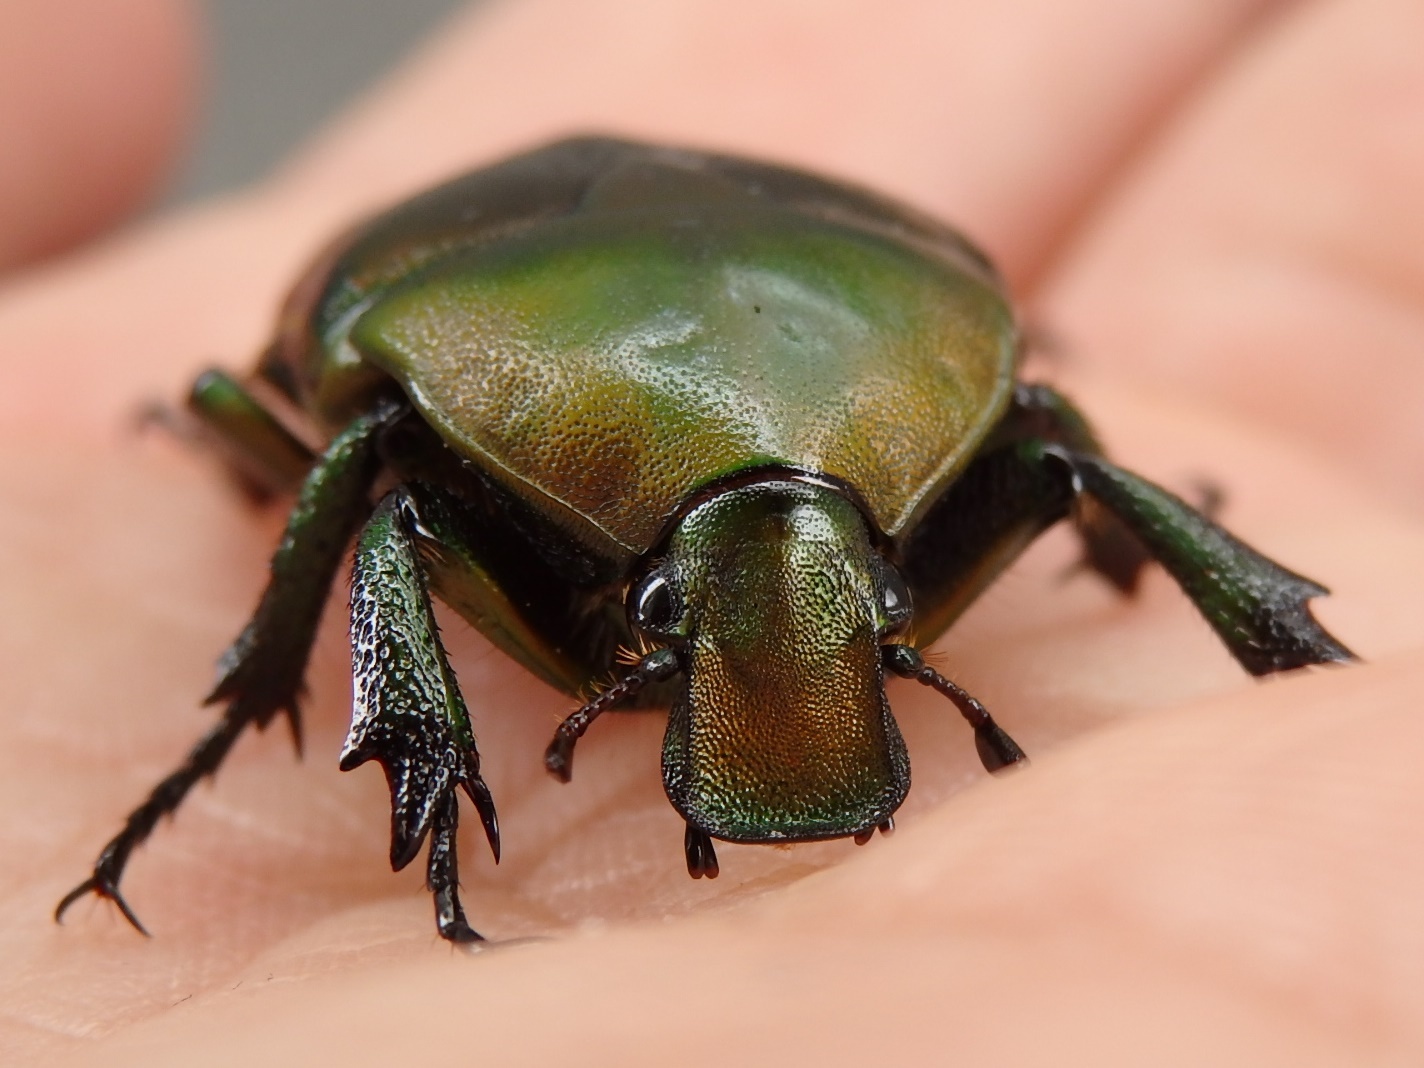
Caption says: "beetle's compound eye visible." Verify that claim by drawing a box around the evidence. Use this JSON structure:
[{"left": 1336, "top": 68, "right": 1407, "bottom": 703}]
[
  {"left": 628, "top": 569, "right": 685, "bottom": 640},
  {"left": 877, "top": 559, "right": 913, "bottom": 636}
]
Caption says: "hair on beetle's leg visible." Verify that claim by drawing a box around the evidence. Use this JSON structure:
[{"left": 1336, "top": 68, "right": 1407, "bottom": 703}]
[
  {"left": 883, "top": 645, "right": 1027, "bottom": 773},
  {"left": 55, "top": 400, "right": 403, "bottom": 935},
  {"left": 684, "top": 824, "right": 719, "bottom": 879},
  {"left": 544, "top": 647, "right": 681, "bottom": 782},
  {"left": 341, "top": 487, "right": 500, "bottom": 943}
]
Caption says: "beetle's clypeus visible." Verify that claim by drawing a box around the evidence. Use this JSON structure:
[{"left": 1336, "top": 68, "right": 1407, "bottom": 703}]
[{"left": 57, "top": 137, "right": 1353, "bottom": 943}]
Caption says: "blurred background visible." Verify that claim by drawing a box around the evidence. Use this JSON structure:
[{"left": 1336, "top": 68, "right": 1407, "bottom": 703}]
[{"left": 171, "top": 0, "right": 467, "bottom": 202}]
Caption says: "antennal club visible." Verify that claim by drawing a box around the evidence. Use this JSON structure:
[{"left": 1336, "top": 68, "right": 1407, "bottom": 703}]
[{"left": 882, "top": 645, "right": 1027, "bottom": 773}]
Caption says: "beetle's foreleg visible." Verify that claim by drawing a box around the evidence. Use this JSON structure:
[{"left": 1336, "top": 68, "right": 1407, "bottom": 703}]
[
  {"left": 883, "top": 644, "right": 1028, "bottom": 773},
  {"left": 1040, "top": 446, "right": 1354, "bottom": 675},
  {"left": 342, "top": 487, "right": 499, "bottom": 944},
  {"left": 56, "top": 401, "right": 400, "bottom": 934},
  {"left": 397, "top": 480, "right": 602, "bottom": 696},
  {"left": 544, "top": 648, "right": 681, "bottom": 782}
]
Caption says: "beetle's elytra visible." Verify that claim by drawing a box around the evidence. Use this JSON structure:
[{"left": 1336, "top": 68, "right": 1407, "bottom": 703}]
[{"left": 57, "top": 136, "right": 1352, "bottom": 942}]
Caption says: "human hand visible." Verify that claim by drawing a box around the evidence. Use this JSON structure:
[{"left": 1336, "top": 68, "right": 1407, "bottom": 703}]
[{"left": 4, "top": 0, "right": 1423, "bottom": 1064}]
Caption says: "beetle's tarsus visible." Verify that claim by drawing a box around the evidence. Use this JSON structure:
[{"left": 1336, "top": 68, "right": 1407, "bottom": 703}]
[
  {"left": 879, "top": 817, "right": 894, "bottom": 836},
  {"left": 55, "top": 875, "right": 151, "bottom": 937},
  {"left": 684, "top": 825, "right": 719, "bottom": 879},
  {"left": 435, "top": 903, "right": 481, "bottom": 945},
  {"left": 53, "top": 880, "right": 94, "bottom": 923},
  {"left": 1072, "top": 493, "right": 1150, "bottom": 595},
  {"left": 1189, "top": 478, "right": 1226, "bottom": 521},
  {"left": 281, "top": 707, "right": 304, "bottom": 758},
  {"left": 427, "top": 792, "right": 484, "bottom": 944},
  {"left": 54, "top": 706, "right": 253, "bottom": 935}
]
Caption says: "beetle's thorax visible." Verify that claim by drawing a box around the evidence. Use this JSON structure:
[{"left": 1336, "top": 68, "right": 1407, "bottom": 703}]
[{"left": 653, "top": 478, "right": 910, "bottom": 842}]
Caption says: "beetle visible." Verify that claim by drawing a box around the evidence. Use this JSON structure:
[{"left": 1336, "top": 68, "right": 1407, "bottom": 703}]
[{"left": 57, "top": 136, "right": 1353, "bottom": 943}]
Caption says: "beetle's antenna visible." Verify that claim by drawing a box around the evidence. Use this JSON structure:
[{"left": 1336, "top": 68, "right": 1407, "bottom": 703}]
[
  {"left": 882, "top": 644, "right": 1028, "bottom": 773},
  {"left": 545, "top": 648, "right": 681, "bottom": 782}
]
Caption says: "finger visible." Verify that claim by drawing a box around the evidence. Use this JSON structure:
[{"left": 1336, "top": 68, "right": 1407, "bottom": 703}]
[
  {"left": 282, "top": 0, "right": 1288, "bottom": 288},
  {"left": 1043, "top": 0, "right": 1424, "bottom": 498},
  {"left": 0, "top": 0, "right": 199, "bottom": 273},
  {"left": 0, "top": 0, "right": 1286, "bottom": 436}
]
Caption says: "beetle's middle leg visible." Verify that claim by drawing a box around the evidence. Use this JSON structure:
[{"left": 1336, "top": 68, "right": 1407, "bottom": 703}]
[
  {"left": 56, "top": 401, "right": 401, "bottom": 933},
  {"left": 901, "top": 410, "right": 1353, "bottom": 675}
]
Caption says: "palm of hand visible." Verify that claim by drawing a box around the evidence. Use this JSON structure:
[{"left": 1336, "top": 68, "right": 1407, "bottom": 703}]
[{"left": 2, "top": 1, "right": 1423, "bottom": 1064}]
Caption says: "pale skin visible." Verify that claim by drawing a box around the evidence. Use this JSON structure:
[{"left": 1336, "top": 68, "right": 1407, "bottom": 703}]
[{"left": 3, "top": 0, "right": 1423, "bottom": 1063}]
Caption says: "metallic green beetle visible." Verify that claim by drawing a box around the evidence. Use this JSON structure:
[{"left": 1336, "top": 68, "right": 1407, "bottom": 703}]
[{"left": 58, "top": 137, "right": 1352, "bottom": 943}]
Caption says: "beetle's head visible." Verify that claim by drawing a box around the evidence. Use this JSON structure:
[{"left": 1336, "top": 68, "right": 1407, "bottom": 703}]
[{"left": 632, "top": 476, "right": 911, "bottom": 843}]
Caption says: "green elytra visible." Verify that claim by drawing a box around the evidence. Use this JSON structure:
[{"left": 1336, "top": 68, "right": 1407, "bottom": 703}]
[{"left": 58, "top": 137, "right": 1353, "bottom": 943}]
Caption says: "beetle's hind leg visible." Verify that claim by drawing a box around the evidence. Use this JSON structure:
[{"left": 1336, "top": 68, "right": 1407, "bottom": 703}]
[
  {"left": 341, "top": 487, "right": 500, "bottom": 944},
  {"left": 56, "top": 402, "right": 399, "bottom": 934},
  {"left": 185, "top": 367, "right": 317, "bottom": 498}
]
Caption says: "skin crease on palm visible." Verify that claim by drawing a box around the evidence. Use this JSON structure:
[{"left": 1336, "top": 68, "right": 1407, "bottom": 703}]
[{"left": 2, "top": 0, "right": 1423, "bottom": 1062}]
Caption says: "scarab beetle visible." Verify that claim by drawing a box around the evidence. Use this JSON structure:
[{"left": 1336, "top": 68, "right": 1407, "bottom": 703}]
[{"left": 57, "top": 137, "right": 1353, "bottom": 942}]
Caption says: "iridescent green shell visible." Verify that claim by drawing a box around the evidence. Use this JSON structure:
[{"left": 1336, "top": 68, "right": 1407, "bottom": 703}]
[{"left": 267, "top": 137, "right": 1017, "bottom": 558}]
